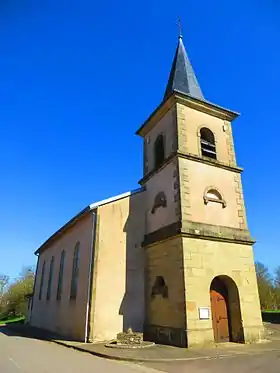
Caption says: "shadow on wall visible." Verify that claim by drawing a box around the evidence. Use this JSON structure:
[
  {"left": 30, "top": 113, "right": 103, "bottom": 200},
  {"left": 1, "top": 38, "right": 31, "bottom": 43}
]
[
  {"left": 143, "top": 239, "right": 188, "bottom": 348},
  {"left": 0, "top": 323, "right": 76, "bottom": 342},
  {"left": 119, "top": 191, "right": 145, "bottom": 333}
]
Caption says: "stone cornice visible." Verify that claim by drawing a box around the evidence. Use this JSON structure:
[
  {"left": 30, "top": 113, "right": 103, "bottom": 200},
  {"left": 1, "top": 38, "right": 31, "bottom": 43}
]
[
  {"left": 142, "top": 221, "right": 255, "bottom": 248},
  {"left": 138, "top": 151, "right": 243, "bottom": 185},
  {"left": 136, "top": 91, "right": 239, "bottom": 137},
  {"left": 181, "top": 219, "right": 255, "bottom": 245},
  {"left": 177, "top": 151, "right": 243, "bottom": 173},
  {"left": 136, "top": 95, "right": 176, "bottom": 137},
  {"left": 181, "top": 232, "right": 255, "bottom": 246},
  {"left": 138, "top": 152, "right": 176, "bottom": 185},
  {"left": 174, "top": 91, "right": 239, "bottom": 122}
]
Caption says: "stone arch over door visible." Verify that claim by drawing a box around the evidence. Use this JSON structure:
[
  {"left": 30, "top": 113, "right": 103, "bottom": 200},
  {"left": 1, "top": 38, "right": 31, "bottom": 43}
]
[{"left": 210, "top": 275, "right": 244, "bottom": 343}]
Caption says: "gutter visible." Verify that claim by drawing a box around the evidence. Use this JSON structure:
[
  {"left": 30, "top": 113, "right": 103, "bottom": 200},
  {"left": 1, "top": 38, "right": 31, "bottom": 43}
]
[
  {"left": 35, "top": 187, "right": 144, "bottom": 256},
  {"left": 84, "top": 210, "right": 97, "bottom": 343},
  {"left": 35, "top": 207, "right": 91, "bottom": 255}
]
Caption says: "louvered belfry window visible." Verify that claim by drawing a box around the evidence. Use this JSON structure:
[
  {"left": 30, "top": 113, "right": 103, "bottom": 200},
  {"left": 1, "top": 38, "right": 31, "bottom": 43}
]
[{"left": 200, "top": 127, "right": 216, "bottom": 159}]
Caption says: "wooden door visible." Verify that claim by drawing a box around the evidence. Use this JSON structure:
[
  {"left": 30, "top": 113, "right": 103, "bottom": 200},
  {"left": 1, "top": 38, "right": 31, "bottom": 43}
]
[{"left": 210, "top": 289, "right": 230, "bottom": 343}]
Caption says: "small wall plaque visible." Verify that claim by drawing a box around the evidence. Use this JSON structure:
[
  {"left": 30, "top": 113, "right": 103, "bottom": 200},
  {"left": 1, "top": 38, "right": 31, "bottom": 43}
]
[{"left": 199, "top": 307, "right": 210, "bottom": 320}]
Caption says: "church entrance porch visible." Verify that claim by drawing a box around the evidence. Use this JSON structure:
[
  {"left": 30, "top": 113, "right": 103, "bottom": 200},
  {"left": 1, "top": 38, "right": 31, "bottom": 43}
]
[{"left": 210, "top": 276, "right": 244, "bottom": 344}]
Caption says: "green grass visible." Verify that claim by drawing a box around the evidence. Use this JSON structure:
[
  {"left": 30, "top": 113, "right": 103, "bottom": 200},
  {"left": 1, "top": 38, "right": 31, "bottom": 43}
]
[
  {"left": 0, "top": 316, "right": 25, "bottom": 325},
  {"left": 262, "top": 310, "right": 280, "bottom": 313}
]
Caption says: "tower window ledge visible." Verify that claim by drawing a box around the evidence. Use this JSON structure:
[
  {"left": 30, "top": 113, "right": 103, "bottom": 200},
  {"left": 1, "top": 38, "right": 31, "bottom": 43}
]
[
  {"left": 177, "top": 151, "right": 243, "bottom": 173},
  {"left": 203, "top": 196, "right": 227, "bottom": 208},
  {"left": 139, "top": 151, "right": 243, "bottom": 186}
]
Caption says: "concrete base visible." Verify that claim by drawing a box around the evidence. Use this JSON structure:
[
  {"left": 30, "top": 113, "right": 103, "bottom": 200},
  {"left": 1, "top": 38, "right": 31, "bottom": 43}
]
[{"left": 105, "top": 341, "right": 155, "bottom": 349}]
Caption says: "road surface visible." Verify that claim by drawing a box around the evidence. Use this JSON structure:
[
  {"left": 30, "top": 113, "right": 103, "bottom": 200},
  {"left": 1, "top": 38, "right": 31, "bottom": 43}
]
[
  {"left": 2, "top": 325, "right": 280, "bottom": 373},
  {"left": 0, "top": 327, "right": 160, "bottom": 373},
  {"left": 141, "top": 350, "right": 280, "bottom": 373}
]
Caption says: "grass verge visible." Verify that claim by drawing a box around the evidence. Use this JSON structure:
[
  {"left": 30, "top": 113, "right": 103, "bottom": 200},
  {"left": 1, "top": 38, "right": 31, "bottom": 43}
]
[{"left": 0, "top": 316, "right": 25, "bottom": 325}]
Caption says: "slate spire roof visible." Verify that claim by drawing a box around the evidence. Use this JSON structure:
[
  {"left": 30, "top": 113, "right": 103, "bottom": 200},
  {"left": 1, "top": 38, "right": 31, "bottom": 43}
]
[{"left": 164, "top": 35, "right": 204, "bottom": 101}]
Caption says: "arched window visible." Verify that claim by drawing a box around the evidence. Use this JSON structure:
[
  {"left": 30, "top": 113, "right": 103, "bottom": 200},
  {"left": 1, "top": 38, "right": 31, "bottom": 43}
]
[
  {"left": 46, "top": 256, "right": 54, "bottom": 301},
  {"left": 204, "top": 188, "right": 226, "bottom": 208},
  {"left": 200, "top": 128, "right": 216, "bottom": 159},
  {"left": 70, "top": 242, "right": 80, "bottom": 300},
  {"left": 151, "top": 276, "right": 168, "bottom": 299},
  {"left": 154, "top": 134, "right": 165, "bottom": 169},
  {"left": 151, "top": 191, "right": 167, "bottom": 214},
  {"left": 57, "top": 250, "right": 65, "bottom": 301},
  {"left": 38, "top": 260, "right": 46, "bottom": 300}
]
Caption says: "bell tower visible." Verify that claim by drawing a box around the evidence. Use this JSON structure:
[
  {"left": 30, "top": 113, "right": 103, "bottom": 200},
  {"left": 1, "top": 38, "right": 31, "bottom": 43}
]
[{"left": 137, "top": 35, "right": 263, "bottom": 347}]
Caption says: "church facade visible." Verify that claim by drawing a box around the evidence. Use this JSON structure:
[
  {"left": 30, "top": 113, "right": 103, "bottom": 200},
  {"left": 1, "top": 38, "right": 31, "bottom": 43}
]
[{"left": 29, "top": 35, "right": 264, "bottom": 347}]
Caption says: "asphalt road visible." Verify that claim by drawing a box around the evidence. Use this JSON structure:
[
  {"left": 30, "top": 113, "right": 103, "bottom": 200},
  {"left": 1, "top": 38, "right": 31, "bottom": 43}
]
[
  {"left": 0, "top": 327, "right": 160, "bottom": 373},
  {"left": 2, "top": 325, "right": 280, "bottom": 373},
  {"left": 141, "top": 350, "right": 280, "bottom": 373}
]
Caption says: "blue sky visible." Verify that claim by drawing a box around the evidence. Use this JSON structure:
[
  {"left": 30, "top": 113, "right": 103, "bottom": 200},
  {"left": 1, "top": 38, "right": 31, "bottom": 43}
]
[{"left": 0, "top": 1, "right": 279, "bottom": 280}]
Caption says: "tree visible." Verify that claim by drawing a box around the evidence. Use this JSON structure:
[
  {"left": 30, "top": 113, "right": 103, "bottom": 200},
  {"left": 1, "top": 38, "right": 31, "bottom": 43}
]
[
  {"left": 255, "top": 261, "right": 276, "bottom": 310},
  {"left": 0, "top": 275, "right": 9, "bottom": 298},
  {"left": 0, "top": 267, "right": 34, "bottom": 319},
  {"left": 274, "top": 266, "right": 280, "bottom": 288},
  {"left": 0, "top": 275, "right": 9, "bottom": 319},
  {"left": 274, "top": 266, "right": 280, "bottom": 308}
]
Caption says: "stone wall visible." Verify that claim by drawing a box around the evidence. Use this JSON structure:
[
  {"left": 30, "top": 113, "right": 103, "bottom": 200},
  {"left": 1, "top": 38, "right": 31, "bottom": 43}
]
[
  {"left": 90, "top": 190, "right": 145, "bottom": 342},
  {"left": 176, "top": 103, "right": 236, "bottom": 166},
  {"left": 30, "top": 213, "right": 94, "bottom": 342},
  {"left": 140, "top": 93, "right": 262, "bottom": 349},
  {"left": 144, "top": 236, "right": 187, "bottom": 347},
  {"left": 144, "top": 160, "right": 179, "bottom": 234},
  {"left": 179, "top": 157, "right": 247, "bottom": 229},
  {"left": 144, "top": 107, "right": 176, "bottom": 175},
  {"left": 182, "top": 237, "right": 264, "bottom": 346},
  {"left": 224, "top": 120, "right": 237, "bottom": 166}
]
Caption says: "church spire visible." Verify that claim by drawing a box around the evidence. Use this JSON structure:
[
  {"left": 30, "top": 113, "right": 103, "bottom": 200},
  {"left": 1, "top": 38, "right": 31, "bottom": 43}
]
[{"left": 164, "top": 33, "right": 204, "bottom": 101}]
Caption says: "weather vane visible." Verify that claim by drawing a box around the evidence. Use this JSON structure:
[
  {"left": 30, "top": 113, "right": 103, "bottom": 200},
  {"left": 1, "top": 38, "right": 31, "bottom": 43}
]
[{"left": 177, "top": 17, "right": 183, "bottom": 39}]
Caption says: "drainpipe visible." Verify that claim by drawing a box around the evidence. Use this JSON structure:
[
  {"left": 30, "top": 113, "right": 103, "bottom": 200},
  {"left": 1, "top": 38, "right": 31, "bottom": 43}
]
[{"left": 84, "top": 211, "right": 97, "bottom": 343}]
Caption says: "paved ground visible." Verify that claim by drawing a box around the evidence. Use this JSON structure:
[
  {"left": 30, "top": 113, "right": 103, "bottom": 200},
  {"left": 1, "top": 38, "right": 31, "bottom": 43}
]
[
  {"left": 139, "top": 350, "right": 280, "bottom": 373},
  {"left": 2, "top": 323, "right": 280, "bottom": 372},
  {"left": 55, "top": 338, "right": 280, "bottom": 362},
  {"left": 0, "top": 327, "right": 160, "bottom": 373},
  {"left": 8, "top": 322, "right": 280, "bottom": 363},
  {"left": 137, "top": 324, "right": 280, "bottom": 372}
]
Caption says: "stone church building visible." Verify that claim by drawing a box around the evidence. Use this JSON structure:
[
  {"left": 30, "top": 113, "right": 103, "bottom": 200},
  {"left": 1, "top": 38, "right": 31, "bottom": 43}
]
[{"left": 29, "top": 35, "right": 264, "bottom": 347}]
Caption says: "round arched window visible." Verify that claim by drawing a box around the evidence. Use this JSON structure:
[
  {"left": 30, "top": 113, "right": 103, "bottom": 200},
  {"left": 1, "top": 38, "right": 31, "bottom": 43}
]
[
  {"left": 204, "top": 188, "right": 226, "bottom": 208},
  {"left": 206, "top": 189, "right": 222, "bottom": 201},
  {"left": 154, "top": 134, "right": 165, "bottom": 169},
  {"left": 200, "top": 127, "right": 216, "bottom": 159}
]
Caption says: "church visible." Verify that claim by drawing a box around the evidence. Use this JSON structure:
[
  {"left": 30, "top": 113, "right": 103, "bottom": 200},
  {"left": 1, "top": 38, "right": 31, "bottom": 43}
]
[{"left": 29, "top": 33, "right": 264, "bottom": 347}]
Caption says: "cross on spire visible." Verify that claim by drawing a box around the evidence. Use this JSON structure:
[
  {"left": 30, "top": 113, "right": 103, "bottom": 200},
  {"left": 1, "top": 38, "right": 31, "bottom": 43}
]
[
  {"left": 177, "top": 17, "right": 183, "bottom": 39},
  {"left": 163, "top": 25, "right": 204, "bottom": 101}
]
